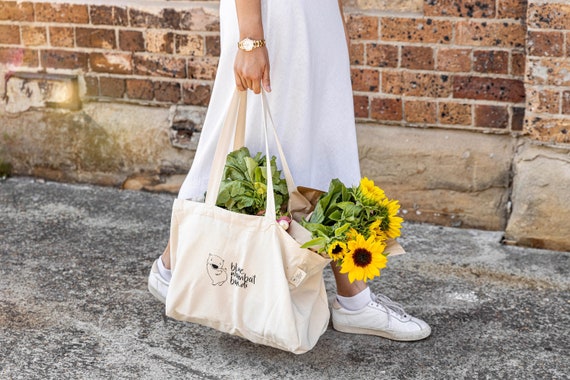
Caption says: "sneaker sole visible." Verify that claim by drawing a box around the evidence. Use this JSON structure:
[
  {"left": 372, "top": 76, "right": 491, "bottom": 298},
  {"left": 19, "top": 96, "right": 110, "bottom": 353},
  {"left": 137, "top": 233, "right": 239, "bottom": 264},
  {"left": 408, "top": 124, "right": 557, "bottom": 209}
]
[{"left": 332, "top": 320, "right": 431, "bottom": 342}]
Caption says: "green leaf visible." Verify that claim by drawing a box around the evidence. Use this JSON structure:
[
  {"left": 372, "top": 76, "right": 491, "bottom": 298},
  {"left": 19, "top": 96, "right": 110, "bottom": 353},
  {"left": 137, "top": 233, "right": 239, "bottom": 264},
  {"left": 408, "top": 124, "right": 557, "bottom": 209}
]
[{"left": 300, "top": 237, "right": 327, "bottom": 250}]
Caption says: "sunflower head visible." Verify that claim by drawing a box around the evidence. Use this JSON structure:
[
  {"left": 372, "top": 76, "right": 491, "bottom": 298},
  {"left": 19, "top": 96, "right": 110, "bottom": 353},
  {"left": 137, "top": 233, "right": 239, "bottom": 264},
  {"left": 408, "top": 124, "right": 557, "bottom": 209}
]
[
  {"left": 358, "top": 177, "right": 387, "bottom": 205},
  {"left": 327, "top": 240, "right": 347, "bottom": 262},
  {"left": 340, "top": 233, "right": 387, "bottom": 283},
  {"left": 386, "top": 215, "right": 404, "bottom": 239},
  {"left": 368, "top": 219, "right": 388, "bottom": 240}
]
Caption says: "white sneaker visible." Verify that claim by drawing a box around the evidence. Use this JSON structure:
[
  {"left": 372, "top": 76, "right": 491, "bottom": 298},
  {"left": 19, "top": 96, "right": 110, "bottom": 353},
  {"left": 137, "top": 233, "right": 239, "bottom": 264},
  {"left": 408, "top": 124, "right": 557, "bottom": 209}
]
[
  {"left": 148, "top": 259, "right": 169, "bottom": 304},
  {"left": 332, "top": 293, "right": 431, "bottom": 341}
]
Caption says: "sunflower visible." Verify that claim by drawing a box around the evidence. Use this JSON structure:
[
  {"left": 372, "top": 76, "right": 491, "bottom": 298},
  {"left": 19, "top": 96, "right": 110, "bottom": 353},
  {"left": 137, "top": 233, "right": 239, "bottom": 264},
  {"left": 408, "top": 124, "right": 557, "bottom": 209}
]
[
  {"left": 368, "top": 219, "right": 388, "bottom": 240},
  {"left": 327, "top": 240, "right": 347, "bottom": 262},
  {"left": 384, "top": 198, "right": 403, "bottom": 239},
  {"left": 386, "top": 215, "right": 404, "bottom": 239},
  {"left": 340, "top": 233, "right": 387, "bottom": 283},
  {"left": 358, "top": 177, "right": 386, "bottom": 205}
]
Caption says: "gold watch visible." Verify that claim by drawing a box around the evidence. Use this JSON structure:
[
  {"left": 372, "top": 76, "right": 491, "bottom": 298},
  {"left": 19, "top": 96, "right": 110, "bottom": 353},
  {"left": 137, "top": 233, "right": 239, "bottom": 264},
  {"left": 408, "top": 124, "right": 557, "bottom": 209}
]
[{"left": 237, "top": 37, "right": 266, "bottom": 52}]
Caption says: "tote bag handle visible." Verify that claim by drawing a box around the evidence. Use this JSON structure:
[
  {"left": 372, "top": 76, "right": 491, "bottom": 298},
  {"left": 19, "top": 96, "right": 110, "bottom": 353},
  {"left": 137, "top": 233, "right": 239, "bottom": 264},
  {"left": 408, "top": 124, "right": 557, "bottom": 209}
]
[{"left": 205, "top": 89, "right": 303, "bottom": 221}]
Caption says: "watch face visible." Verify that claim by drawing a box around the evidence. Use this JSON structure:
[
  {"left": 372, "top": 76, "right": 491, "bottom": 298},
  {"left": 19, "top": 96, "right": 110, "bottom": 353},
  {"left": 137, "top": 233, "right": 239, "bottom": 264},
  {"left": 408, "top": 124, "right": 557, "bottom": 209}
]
[{"left": 243, "top": 39, "right": 254, "bottom": 51}]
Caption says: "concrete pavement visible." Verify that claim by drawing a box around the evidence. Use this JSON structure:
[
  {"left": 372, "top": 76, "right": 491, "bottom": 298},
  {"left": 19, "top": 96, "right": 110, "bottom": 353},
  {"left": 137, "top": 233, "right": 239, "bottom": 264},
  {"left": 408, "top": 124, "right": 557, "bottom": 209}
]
[{"left": 1, "top": 177, "right": 568, "bottom": 379}]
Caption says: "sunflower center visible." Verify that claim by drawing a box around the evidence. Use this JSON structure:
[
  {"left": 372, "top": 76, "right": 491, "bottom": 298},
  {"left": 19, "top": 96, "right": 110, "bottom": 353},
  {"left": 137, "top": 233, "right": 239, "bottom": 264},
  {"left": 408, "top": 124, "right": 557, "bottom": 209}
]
[
  {"left": 352, "top": 248, "right": 372, "bottom": 267},
  {"left": 332, "top": 245, "right": 343, "bottom": 254}
]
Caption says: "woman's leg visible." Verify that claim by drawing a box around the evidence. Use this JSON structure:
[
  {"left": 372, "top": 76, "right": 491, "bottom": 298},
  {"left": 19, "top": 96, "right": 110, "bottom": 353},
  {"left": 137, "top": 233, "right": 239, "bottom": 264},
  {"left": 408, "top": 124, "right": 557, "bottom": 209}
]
[{"left": 331, "top": 262, "right": 366, "bottom": 297}]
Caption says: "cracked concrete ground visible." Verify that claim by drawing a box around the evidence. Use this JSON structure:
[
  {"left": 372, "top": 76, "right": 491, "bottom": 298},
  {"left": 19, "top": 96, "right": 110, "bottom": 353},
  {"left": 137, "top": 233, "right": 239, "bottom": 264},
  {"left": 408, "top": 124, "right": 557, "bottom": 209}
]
[{"left": 1, "top": 177, "right": 568, "bottom": 379}]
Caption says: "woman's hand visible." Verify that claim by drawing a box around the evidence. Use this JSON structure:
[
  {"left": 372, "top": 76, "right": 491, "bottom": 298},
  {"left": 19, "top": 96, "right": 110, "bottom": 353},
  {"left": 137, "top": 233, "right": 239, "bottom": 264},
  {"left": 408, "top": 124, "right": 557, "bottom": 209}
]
[{"left": 234, "top": 46, "right": 271, "bottom": 94}]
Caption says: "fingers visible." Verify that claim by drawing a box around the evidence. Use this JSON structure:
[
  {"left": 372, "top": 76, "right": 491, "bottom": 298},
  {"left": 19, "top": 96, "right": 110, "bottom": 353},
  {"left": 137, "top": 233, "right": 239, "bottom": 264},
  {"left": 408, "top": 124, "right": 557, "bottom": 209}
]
[{"left": 262, "top": 66, "right": 271, "bottom": 93}]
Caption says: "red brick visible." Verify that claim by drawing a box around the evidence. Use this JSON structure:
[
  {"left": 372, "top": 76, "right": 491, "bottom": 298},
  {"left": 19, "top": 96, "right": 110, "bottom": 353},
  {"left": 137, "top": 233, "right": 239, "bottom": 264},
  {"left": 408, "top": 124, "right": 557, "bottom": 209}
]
[
  {"left": 383, "top": 72, "right": 451, "bottom": 98},
  {"left": 154, "top": 81, "right": 181, "bottom": 103},
  {"left": 205, "top": 35, "right": 221, "bottom": 57},
  {"left": 21, "top": 26, "right": 47, "bottom": 47},
  {"left": 528, "top": 3, "right": 570, "bottom": 30},
  {"left": 353, "top": 95, "right": 369, "bottom": 118},
  {"left": 41, "top": 50, "right": 88, "bottom": 70},
  {"left": 562, "top": 92, "right": 570, "bottom": 115},
  {"left": 437, "top": 48, "right": 471, "bottom": 72},
  {"left": 456, "top": 21, "right": 525, "bottom": 48},
  {"left": 188, "top": 57, "right": 218, "bottom": 80},
  {"left": 473, "top": 50, "right": 509, "bottom": 74},
  {"left": 182, "top": 82, "right": 211, "bottom": 106},
  {"left": 350, "top": 43, "right": 365, "bottom": 65},
  {"left": 497, "top": 0, "right": 528, "bottom": 20},
  {"left": 179, "top": 8, "right": 220, "bottom": 31},
  {"left": 76, "top": 28, "right": 116, "bottom": 49},
  {"left": 347, "top": 15, "right": 378, "bottom": 40},
  {"left": 527, "top": 89, "right": 560, "bottom": 114},
  {"left": 0, "top": 47, "right": 39, "bottom": 68},
  {"left": 119, "top": 31, "right": 145, "bottom": 52},
  {"left": 439, "top": 102, "right": 472, "bottom": 125},
  {"left": 528, "top": 31, "right": 564, "bottom": 57},
  {"left": 49, "top": 27, "right": 74, "bottom": 48},
  {"left": 351, "top": 69, "right": 379, "bottom": 92},
  {"left": 0, "top": 25, "right": 20, "bottom": 45},
  {"left": 35, "top": 3, "right": 88, "bottom": 23},
  {"left": 90, "top": 6, "right": 128, "bottom": 26},
  {"left": 126, "top": 79, "right": 154, "bottom": 100},
  {"left": 475, "top": 105, "right": 509, "bottom": 129},
  {"left": 424, "top": 0, "right": 495, "bottom": 18},
  {"left": 175, "top": 34, "right": 203, "bottom": 56},
  {"left": 100, "top": 76, "right": 125, "bottom": 98},
  {"left": 512, "top": 107, "right": 525, "bottom": 131},
  {"left": 84, "top": 76, "right": 99, "bottom": 96},
  {"left": 404, "top": 100, "right": 437, "bottom": 124},
  {"left": 401, "top": 46, "right": 434, "bottom": 70},
  {"left": 366, "top": 43, "right": 398, "bottom": 68},
  {"left": 527, "top": 58, "right": 570, "bottom": 86},
  {"left": 453, "top": 76, "right": 525, "bottom": 102},
  {"left": 134, "top": 55, "right": 186, "bottom": 78},
  {"left": 511, "top": 51, "right": 525, "bottom": 76},
  {"left": 130, "top": 8, "right": 181, "bottom": 30},
  {"left": 0, "top": 1, "right": 34, "bottom": 21},
  {"left": 381, "top": 18, "right": 452, "bottom": 44},
  {"left": 370, "top": 97, "right": 402, "bottom": 121},
  {"left": 90, "top": 53, "right": 132, "bottom": 74}
]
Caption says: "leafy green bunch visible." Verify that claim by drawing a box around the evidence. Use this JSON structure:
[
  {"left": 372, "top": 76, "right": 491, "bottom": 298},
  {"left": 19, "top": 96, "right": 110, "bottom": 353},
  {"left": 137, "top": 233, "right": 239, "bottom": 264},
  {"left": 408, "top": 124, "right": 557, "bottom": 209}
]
[{"left": 216, "top": 147, "right": 289, "bottom": 215}]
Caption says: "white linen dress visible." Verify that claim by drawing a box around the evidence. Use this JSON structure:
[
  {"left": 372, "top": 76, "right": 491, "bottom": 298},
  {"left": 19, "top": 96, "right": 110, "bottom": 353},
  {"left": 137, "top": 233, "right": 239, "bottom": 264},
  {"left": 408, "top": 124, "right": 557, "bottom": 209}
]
[{"left": 177, "top": 0, "right": 361, "bottom": 200}]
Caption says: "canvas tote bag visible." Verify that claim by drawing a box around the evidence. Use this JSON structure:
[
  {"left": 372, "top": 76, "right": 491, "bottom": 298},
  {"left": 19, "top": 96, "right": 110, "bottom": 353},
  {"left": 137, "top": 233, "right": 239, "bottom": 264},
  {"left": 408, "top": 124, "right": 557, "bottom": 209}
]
[{"left": 165, "top": 90, "right": 331, "bottom": 354}]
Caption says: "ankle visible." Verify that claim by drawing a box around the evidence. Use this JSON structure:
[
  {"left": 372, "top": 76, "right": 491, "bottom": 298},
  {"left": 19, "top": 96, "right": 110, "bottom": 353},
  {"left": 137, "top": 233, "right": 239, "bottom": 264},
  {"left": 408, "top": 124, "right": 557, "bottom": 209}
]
[
  {"left": 337, "top": 287, "right": 371, "bottom": 311},
  {"left": 157, "top": 257, "right": 172, "bottom": 283}
]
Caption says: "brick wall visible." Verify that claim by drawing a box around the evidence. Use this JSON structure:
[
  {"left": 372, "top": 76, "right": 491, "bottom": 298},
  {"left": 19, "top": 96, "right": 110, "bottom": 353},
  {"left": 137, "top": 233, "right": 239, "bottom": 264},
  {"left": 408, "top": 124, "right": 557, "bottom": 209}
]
[
  {"left": 0, "top": 1, "right": 220, "bottom": 107},
  {"left": 1, "top": 0, "right": 568, "bottom": 139},
  {"left": 525, "top": 1, "right": 570, "bottom": 143},
  {"left": 348, "top": 0, "right": 527, "bottom": 132}
]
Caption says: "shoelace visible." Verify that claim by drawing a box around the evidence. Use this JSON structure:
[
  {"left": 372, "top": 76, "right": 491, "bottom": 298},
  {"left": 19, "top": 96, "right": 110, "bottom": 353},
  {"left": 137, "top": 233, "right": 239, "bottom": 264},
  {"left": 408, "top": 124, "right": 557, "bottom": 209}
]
[{"left": 371, "top": 293, "right": 411, "bottom": 321}]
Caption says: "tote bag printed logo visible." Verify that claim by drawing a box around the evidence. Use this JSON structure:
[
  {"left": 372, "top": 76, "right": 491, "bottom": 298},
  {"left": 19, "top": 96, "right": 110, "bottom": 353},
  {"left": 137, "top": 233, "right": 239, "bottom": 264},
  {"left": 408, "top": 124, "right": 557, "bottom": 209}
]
[
  {"left": 207, "top": 254, "right": 228, "bottom": 286},
  {"left": 206, "top": 254, "right": 257, "bottom": 289}
]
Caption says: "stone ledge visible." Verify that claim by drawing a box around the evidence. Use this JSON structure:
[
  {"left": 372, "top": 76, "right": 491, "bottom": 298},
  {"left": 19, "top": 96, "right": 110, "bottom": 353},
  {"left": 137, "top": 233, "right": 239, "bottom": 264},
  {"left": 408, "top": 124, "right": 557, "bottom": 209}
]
[
  {"left": 357, "top": 125, "right": 515, "bottom": 230},
  {"left": 504, "top": 141, "right": 570, "bottom": 251}
]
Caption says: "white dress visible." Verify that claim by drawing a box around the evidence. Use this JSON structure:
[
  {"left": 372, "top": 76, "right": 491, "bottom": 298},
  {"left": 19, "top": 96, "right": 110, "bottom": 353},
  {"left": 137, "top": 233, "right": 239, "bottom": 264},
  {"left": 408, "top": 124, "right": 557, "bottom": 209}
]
[{"left": 178, "top": 0, "right": 361, "bottom": 200}]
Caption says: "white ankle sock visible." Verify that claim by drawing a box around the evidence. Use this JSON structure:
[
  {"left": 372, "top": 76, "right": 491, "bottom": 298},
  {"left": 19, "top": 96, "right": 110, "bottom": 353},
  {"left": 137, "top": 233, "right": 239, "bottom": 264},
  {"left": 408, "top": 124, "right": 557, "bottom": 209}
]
[
  {"left": 157, "top": 257, "right": 172, "bottom": 283},
  {"left": 337, "top": 287, "right": 372, "bottom": 311}
]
